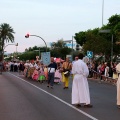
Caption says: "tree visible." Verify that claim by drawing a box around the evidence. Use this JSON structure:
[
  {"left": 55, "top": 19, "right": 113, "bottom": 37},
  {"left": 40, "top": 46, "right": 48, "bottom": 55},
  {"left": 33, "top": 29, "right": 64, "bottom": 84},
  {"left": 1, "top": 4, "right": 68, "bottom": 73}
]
[
  {"left": 50, "top": 39, "right": 72, "bottom": 59},
  {"left": 114, "top": 22, "right": 120, "bottom": 42},
  {"left": 19, "top": 51, "right": 37, "bottom": 61},
  {"left": 51, "top": 39, "right": 66, "bottom": 49},
  {"left": 108, "top": 14, "right": 120, "bottom": 29},
  {"left": 74, "top": 31, "right": 86, "bottom": 46},
  {"left": 0, "top": 23, "right": 15, "bottom": 60},
  {"left": 74, "top": 14, "right": 120, "bottom": 62}
]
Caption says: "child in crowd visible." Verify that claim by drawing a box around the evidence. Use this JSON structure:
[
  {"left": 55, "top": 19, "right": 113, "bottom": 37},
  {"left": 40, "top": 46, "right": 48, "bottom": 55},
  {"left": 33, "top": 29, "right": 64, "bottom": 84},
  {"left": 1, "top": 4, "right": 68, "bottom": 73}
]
[
  {"left": 44, "top": 66, "right": 48, "bottom": 81},
  {"left": 38, "top": 63, "right": 46, "bottom": 83},
  {"left": 54, "top": 63, "right": 62, "bottom": 84},
  {"left": 32, "top": 67, "right": 39, "bottom": 81}
]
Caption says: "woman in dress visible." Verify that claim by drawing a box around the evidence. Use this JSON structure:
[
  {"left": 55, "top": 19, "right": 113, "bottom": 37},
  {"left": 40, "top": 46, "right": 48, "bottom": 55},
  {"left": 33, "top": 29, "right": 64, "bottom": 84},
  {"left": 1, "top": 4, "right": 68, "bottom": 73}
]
[
  {"left": 32, "top": 67, "right": 39, "bottom": 81},
  {"left": 61, "top": 57, "right": 72, "bottom": 89},
  {"left": 24, "top": 60, "right": 30, "bottom": 77},
  {"left": 38, "top": 63, "right": 46, "bottom": 83},
  {"left": 54, "top": 62, "right": 62, "bottom": 84},
  {"left": 44, "top": 65, "right": 48, "bottom": 81},
  {"left": 112, "top": 62, "right": 118, "bottom": 80}
]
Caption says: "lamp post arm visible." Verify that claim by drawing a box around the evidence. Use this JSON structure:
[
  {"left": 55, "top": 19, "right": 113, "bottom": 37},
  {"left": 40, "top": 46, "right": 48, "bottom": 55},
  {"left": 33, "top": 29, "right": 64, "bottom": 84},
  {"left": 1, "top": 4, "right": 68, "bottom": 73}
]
[
  {"left": 4, "top": 44, "right": 16, "bottom": 50},
  {"left": 30, "top": 35, "right": 47, "bottom": 52}
]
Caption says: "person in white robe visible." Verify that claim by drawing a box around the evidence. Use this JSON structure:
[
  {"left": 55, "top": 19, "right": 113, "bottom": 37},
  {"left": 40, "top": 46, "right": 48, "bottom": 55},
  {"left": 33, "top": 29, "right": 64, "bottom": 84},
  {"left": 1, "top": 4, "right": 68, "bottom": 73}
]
[
  {"left": 115, "top": 63, "right": 120, "bottom": 109},
  {"left": 72, "top": 53, "right": 92, "bottom": 108}
]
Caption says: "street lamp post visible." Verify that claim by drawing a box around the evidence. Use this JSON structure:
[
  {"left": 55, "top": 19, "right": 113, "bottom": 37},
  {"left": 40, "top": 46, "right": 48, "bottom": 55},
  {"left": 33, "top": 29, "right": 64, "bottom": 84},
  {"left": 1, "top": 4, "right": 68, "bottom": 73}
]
[
  {"left": 25, "top": 34, "right": 47, "bottom": 52},
  {"left": 111, "top": 34, "right": 113, "bottom": 62},
  {"left": 99, "top": 29, "right": 113, "bottom": 62},
  {"left": 63, "top": 36, "right": 74, "bottom": 61},
  {"left": 72, "top": 36, "right": 74, "bottom": 60},
  {"left": 102, "top": 0, "right": 104, "bottom": 26},
  {"left": 39, "top": 47, "right": 40, "bottom": 59}
]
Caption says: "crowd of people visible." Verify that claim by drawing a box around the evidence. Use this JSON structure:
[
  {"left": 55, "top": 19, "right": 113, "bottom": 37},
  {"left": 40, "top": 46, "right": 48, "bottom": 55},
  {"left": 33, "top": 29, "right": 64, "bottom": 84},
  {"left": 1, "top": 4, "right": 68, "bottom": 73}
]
[
  {"left": 87, "top": 61, "right": 118, "bottom": 84},
  {"left": 2, "top": 59, "right": 62, "bottom": 85},
  {"left": 1, "top": 53, "right": 120, "bottom": 109}
]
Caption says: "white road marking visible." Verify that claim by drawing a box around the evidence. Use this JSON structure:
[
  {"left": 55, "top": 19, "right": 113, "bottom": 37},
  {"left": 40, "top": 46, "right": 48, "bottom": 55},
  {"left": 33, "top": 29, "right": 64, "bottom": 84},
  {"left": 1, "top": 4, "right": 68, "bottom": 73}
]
[{"left": 9, "top": 73, "right": 98, "bottom": 120}]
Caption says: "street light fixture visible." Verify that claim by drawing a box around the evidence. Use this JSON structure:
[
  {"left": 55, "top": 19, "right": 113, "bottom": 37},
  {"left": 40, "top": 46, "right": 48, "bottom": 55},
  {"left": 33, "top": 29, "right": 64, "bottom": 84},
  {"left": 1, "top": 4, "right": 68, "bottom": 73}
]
[
  {"left": 25, "top": 34, "right": 47, "bottom": 52},
  {"left": 3, "top": 43, "right": 18, "bottom": 61},
  {"left": 4, "top": 43, "right": 18, "bottom": 50}
]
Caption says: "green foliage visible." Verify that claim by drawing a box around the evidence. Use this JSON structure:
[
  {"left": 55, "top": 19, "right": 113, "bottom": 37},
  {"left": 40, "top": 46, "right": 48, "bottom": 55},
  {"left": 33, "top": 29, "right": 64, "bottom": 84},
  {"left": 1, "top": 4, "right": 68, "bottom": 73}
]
[
  {"left": 27, "top": 46, "right": 49, "bottom": 52},
  {"left": 108, "top": 14, "right": 120, "bottom": 28},
  {"left": 83, "top": 33, "right": 111, "bottom": 55},
  {"left": 0, "top": 23, "right": 15, "bottom": 60},
  {"left": 50, "top": 39, "right": 72, "bottom": 59},
  {"left": 51, "top": 39, "right": 66, "bottom": 49},
  {"left": 74, "top": 14, "right": 120, "bottom": 62},
  {"left": 114, "top": 22, "right": 120, "bottom": 41},
  {"left": 18, "top": 39, "right": 72, "bottom": 61},
  {"left": 19, "top": 51, "right": 37, "bottom": 61},
  {"left": 74, "top": 31, "right": 86, "bottom": 46}
]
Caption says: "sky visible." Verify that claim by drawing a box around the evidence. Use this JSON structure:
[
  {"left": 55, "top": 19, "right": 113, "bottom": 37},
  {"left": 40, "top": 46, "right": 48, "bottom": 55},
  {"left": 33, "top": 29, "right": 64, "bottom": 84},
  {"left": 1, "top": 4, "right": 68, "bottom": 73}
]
[{"left": 0, "top": 0, "right": 120, "bottom": 53}]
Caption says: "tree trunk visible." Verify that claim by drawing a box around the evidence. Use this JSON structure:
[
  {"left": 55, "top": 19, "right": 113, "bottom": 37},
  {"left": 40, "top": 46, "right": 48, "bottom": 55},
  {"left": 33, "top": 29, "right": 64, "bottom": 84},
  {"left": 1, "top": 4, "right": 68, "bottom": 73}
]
[{"left": 1, "top": 38, "right": 5, "bottom": 61}]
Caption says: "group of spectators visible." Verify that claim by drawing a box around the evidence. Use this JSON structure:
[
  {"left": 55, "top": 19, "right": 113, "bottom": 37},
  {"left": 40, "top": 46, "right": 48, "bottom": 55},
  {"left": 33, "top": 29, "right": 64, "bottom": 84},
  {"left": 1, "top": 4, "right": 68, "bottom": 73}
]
[{"left": 87, "top": 61, "right": 118, "bottom": 83}]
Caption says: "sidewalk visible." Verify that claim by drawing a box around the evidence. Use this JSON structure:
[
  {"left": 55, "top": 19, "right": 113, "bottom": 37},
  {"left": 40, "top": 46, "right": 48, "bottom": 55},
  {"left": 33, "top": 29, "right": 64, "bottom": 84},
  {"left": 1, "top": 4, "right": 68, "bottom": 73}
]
[{"left": 88, "top": 77, "right": 117, "bottom": 85}]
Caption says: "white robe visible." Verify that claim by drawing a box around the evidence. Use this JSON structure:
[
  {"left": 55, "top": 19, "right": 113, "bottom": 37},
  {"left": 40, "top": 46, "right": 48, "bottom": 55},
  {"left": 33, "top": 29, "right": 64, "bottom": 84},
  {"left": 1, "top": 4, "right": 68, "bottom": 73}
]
[
  {"left": 115, "top": 63, "right": 120, "bottom": 105},
  {"left": 72, "top": 59, "right": 90, "bottom": 104}
]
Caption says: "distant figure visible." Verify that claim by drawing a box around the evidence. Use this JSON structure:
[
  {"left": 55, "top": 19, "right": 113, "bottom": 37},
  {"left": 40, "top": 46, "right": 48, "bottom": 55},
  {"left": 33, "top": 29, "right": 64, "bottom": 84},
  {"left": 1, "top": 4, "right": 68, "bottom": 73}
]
[
  {"left": 32, "top": 67, "right": 39, "bottom": 81},
  {"left": 47, "top": 57, "right": 57, "bottom": 88},
  {"left": 44, "top": 66, "right": 48, "bottom": 80},
  {"left": 0, "top": 60, "right": 3, "bottom": 74},
  {"left": 71, "top": 53, "right": 93, "bottom": 108},
  {"left": 38, "top": 63, "right": 46, "bottom": 83},
  {"left": 62, "top": 57, "right": 72, "bottom": 89},
  {"left": 72, "top": 56, "right": 78, "bottom": 65},
  {"left": 115, "top": 63, "right": 120, "bottom": 109},
  {"left": 54, "top": 63, "right": 62, "bottom": 83}
]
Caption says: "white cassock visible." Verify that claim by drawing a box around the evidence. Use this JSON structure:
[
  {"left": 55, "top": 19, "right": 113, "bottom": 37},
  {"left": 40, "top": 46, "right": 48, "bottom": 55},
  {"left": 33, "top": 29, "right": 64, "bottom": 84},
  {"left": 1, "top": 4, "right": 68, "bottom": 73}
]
[
  {"left": 72, "top": 59, "right": 90, "bottom": 105},
  {"left": 116, "top": 63, "right": 120, "bottom": 105}
]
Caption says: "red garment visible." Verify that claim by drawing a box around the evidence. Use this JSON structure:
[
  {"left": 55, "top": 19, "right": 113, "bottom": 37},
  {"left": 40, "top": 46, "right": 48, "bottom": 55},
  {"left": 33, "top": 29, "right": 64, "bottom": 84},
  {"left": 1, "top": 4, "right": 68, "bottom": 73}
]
[{"left": 32, "top": 69, "right": 39, "bottom": 80}]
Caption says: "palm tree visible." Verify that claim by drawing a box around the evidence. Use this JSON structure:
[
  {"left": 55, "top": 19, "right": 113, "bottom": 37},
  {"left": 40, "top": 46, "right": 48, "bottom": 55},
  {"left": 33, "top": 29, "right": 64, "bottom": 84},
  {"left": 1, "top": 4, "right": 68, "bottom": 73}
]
[{"left": 0, "top": 23, "right": 15, "bottom": 60}]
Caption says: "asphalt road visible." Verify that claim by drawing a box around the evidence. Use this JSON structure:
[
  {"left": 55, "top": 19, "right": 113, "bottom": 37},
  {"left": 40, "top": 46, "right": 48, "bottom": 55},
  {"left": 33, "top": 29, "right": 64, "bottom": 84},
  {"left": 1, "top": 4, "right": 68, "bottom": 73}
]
[{"left": 0, "top": 72, "right": 120, "bottom": 120}]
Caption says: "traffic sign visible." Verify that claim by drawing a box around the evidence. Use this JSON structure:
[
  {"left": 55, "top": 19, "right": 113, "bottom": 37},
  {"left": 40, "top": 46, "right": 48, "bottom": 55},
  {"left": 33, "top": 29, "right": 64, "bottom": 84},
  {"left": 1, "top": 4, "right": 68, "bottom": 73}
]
[
  {"left": 41, "top": 52, "right": 51, "bottom": 65},
  {"left": 87, "top": 51, "right": 93, "bottom": 58}
]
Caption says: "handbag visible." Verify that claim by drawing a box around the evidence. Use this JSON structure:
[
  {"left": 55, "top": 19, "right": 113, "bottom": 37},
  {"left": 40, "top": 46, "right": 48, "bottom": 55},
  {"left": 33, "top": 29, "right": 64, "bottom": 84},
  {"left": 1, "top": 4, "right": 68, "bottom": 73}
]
[
  {"left": 64, "top": 70, "right": 70, "bottom": 77},
  {"left": 63, "top": 63, "right": 70, "bottom": 77}
]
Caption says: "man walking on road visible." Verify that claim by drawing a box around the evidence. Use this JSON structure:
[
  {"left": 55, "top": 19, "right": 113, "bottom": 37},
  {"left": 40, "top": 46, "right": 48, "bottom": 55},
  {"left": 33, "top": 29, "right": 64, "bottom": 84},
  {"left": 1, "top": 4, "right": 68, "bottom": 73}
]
[
  {"left": 71, "top": 53, "right": 93, "bottom": 108},
  {"left": 47, "top": 57, "right": 57, "bottom": 89}
]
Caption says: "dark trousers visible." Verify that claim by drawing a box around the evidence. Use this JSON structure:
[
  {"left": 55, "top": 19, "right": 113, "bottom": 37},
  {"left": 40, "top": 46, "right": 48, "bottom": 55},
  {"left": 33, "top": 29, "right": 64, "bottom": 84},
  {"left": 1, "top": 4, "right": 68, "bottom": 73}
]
[
  {"left": 100, "top": 71, "right": 104, "bottom": 80},
  {"left": 48, "top": 73, "right": 55, "bottom": 86}
]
